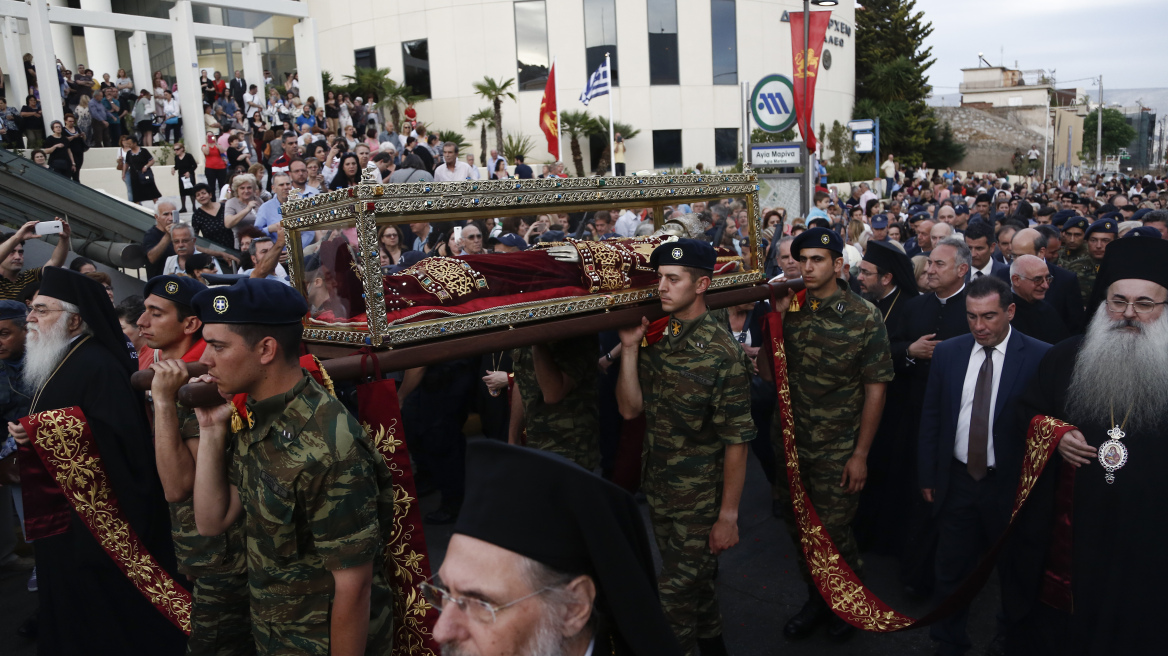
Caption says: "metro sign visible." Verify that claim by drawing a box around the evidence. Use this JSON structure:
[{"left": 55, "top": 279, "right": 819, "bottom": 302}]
[{"left": 751, "top": 74, "right": 798, "bottom": 134}]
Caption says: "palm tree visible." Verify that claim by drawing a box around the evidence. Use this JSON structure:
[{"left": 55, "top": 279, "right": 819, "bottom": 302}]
[
  {"left": 466, "top": 108, "right": 496, "bottom": 168},
  {"left": 344, "top": 67, "right": 392, "bottom": 99},
  {"left": 590, "top": 118, "right": 641, "bottom": 175},
  {"left": 376, "top": 80, "right": 424, "bottom": 130},
  {"left": 472, "top": 76, "right": 516, "bottom": 154},
  {"left": 560, "top": 110, "right": 599, "bottom": 177}
]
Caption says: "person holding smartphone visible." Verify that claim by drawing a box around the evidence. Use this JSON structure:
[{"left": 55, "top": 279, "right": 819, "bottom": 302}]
[{"left": 0, "top": 218, "right": 73, "bottom": 300}]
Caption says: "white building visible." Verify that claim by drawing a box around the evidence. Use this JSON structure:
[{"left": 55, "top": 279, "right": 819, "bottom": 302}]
[{"left": 308, "top": 0, "right": 856, "bottom": 173}]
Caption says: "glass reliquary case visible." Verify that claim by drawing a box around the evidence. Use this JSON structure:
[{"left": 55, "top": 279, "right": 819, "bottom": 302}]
[{"left": 280, "top": 169, "right": 765, "bottom": 347}]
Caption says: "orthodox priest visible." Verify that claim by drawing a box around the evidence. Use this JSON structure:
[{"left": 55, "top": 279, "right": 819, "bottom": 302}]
[
  {"left": 1004, "top": 236, "right": 1168, "bottom": 654},
  {"left": 10, "top": 267, "right": 185, "bottom": 655}
]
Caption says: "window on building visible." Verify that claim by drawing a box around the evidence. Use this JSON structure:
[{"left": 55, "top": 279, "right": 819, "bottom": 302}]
[
  {"left": 647, "top": 0, "right": 679, "bottom": 85},
  {"left": 402, "top": 39, "right": 431, "bottom": 99},
  {"left": 715, "top": 128, "right": 738, "bottom": 167},
  {"left": 354, "top": 48, "right": 377, "bottom": 71},
  {"left": 514, "top": 1, "right": 550, "bottom": 91},
  {"left": 584, "top": 0, "right": 619, "bottom": 86},
  {"left": 653, "top": 129, "right": 683, "bottom": 169},
  {"left": 711, "top": 0, "right": 737, "bottom": 85}
]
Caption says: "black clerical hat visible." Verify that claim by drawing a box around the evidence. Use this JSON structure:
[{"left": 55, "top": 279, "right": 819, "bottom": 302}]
[
  {"left": 454, "top": 441, "right": 683, "bottom": 656},
  {"left": 863, "top": 240, "right": 920, "bottom": 298},
  {"left": 38, "top": 266, "right": 136, "bottom": 374},
  {"left": 1089, "top": 237, "right": 1168, "bottom": 310}
]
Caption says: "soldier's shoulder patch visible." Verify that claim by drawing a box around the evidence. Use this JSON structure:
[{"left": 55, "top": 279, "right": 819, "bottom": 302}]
[{"left": 835, "top": 301, "right": 846, "bottom": 314}]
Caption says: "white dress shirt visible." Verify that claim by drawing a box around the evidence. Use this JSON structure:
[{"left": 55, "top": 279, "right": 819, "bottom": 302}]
[
  {"left": 953, "top": 327, "right": 1011, "bottom": 467},
  {"left": 433, "top": 160, "right": 474, "bottom": 181},
  {"left": 972, "top": 260, "right": 994, "bottom": 278}
]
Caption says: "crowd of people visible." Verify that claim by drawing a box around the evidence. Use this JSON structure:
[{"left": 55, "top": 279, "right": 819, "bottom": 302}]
[{"left": 4, "top": 60, "right": 1168, "bottom": 653}]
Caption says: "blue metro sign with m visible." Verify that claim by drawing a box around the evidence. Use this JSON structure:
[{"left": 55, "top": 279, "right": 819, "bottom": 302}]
[{"left": 751, "top": 74, "right": 798, "bottom": 134}]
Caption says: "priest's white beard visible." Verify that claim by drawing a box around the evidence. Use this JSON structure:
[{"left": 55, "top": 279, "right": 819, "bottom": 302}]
[
  {"left": 440, "top": 610, "right": 566, "bottom": 656},
  {"left": 24, "top": 313, "right": 76, "bottom": 391},
  {"left": 1067, "top": 303, "right": 1168, "bottom": 432}
]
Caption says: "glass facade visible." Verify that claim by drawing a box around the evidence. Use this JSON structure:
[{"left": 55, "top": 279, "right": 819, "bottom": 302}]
[
  {"left": 583, "top": 0, "right": 619, "bottom": 86},
  {"left": 647, "top": 0, "right": 679, "bottom": 85},
  {"left": 514, "top": 1, "right": 550, "bottom": 91},
  {"left": 715, "top": 128, "right": 739, "bottom": 166},
  {"left": 402, "top": 39, "right": 432, "bottom": 99},
  {"left": 653, "top": 129, "right": 683, "bottom": 169},
  {"left": 711, "top": 0, "right": 737, "bottom": 85}
]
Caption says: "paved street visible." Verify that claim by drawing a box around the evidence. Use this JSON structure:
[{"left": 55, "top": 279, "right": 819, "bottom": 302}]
[{"left": 0, "top": 436, "right": 1000, "bottom": 655}]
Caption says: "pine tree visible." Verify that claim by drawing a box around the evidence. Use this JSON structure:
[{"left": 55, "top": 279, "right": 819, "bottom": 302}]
[{"left": 854, "top": 0, "right": 937, "bottom": 165}]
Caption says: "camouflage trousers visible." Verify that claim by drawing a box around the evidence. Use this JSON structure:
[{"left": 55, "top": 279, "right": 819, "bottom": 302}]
[
  {"left": 527, "top": 430, "right": 600, "bottom": 472},
  {"left": 774, "top": 449, "right": 864, "bottom": 585},
  {"left": 250, "top": 570, "right": 395, "bottom": 655},
  {"left": 646, "top": 490, "right": 721, "bottom": 656},
  {"left": 188, "top": 572, "right": 254, "bottom": 656}
]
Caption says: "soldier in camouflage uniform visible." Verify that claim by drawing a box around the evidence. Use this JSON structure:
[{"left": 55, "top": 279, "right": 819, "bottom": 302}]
[
  {"left": 509, "top": 336, "right": 600, "bottom": 470},
  {"left": 1066, "top": 218, "right": 1117, "bottom": 303},
  {"left": 144, "top": 275, "right": 254, "bottom": 656},
  {"left": 768, "top": 228, "right": 893, "bottom": 642},
  {"left": 1055, "top": 216, "right": 1090, "bottom": 268},
  {"left": 616, "top": 239, "right": 755, "bottom": 656},
  {"left": 189, "top": 279, "right": 395, "bottom": 656}
]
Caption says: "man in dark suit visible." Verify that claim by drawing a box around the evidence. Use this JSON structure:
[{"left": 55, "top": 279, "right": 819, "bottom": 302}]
[
  {"left": 919, "top": 275, "right": 1051, "bottom": 656},
  {"left": 1008, "top": 254, "right": 1069, "bottom": 345},
  {"left": 964, "top": 221, "right": 1011, "bottom": 283},
  {"left": 888, "top": 236, "right": 973, "bottom": 593},
  {"left": 1010, "top": 228, "right": 1085, "bottom": 334},
  {"left": 229, "top": 70, "right": 247, "bottom": 108}
]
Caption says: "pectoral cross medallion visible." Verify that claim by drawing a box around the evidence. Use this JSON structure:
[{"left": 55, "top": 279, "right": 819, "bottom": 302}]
[{"left": 1097, "top": 425, "right": 1129, "bottom": 484}]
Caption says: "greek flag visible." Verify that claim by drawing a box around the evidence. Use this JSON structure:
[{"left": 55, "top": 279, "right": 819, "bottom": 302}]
[{"left": 579, "top": 59, "right": 610, "bottom": 106}]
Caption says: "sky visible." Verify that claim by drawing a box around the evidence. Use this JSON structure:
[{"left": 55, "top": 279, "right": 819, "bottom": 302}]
[{"left": 911, "top": 0, "right": 1168, "bottom": 95}]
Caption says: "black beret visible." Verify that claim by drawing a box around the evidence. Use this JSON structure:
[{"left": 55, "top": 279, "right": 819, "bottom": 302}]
[
  {"left": 791, "top": 227, "right": 844, "bottom": 258},
  {"left": 1085, "top": 218, "right": 1119, "bottom": 237},
  {"left": 649, "top": 238, "right": 717, "bottom": 272},
  {"left": 1063, "top": 216, "right": 1089, "bottom": 232},
  {"left": 910, "top": 211, "right": 933, "bottom": 224},
  {"left": 1131, "top": 208, "right": 1153, "bottom": 223},
  {"left": 1124, "top": 226, "right": 1162, "bottom": 239},
  {"left": 143, "top": 275, "right": 206, "bottom": 308},
  {"left": 192, "top": 278, "right": 308, "bottom": 325},
  {"left": 0, "top": 300, "right": 27, "bottom": 322}
]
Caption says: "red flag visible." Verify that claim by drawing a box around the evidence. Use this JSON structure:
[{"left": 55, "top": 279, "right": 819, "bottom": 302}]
[
  {"left": 789, "top": 10, "right": 832, "bottom": 154},
  {"left": 539, "top": 63, "right": 559, "bottom": 158}
]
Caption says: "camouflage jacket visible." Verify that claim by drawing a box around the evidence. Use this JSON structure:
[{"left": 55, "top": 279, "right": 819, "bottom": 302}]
[
  {"left": 1057, "top": 244, "right": 1089, "bottom": 269},
  {"left": 783, "top": 281, "right": 894, "bottom": 459},
  {"left": 171, "top": 408, "right": 247, "bottom": 578},
  {"left": 1066, "top": 256, "right": 1100, "bottom": 303},
  {"left": 511, "top": 336, "right": 600, "bottom": 470},
  {"left": 230, "top": 374, "right": 395, "bottom": 649},
  {"left": 638, "top": 310, "right": 755, "bottom": 507}
]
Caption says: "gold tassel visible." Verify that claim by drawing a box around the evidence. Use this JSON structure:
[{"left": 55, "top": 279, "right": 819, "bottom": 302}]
[
  {"left": 312, "top": 355, "right": 337, "bottom": 398},
  {"left": 230, "top": 405, "right": 243, "bottom": 433}
]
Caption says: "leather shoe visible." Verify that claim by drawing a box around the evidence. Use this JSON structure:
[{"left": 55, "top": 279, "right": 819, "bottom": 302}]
[
  {"left": 783, "top": 595, "right": 827, "bottom": 639},
  {"left": 697, "top": 634, "right": 728, "bottom": 656},
  {"left": 826, "top": 613, "right": 856, "bottom": 642}
]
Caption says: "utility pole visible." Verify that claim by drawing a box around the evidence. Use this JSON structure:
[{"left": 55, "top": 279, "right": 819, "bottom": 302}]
[{"left": 1096, "top": 74, "right": 1103, "bottom": 172}]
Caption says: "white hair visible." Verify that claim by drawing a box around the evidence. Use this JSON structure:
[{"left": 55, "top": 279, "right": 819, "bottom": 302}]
[
  {"left": 155, "top": 198, "right": 178, "bottom": 215},
  {"left": 24, "top": 299, "right": 88, "bottom": 390},
  {"left": 1067, "top": 302, "right": 1168, "bottom": 432},
  {"left": 168, "top": 222, "right": 195, "bottom": 239}
]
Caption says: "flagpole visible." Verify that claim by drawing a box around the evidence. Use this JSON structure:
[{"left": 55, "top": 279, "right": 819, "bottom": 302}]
[
  {"left": 605, "top": 52, "right": 615, "bottom": 176},
  {"left": 554, "top": 56, "right": 563, "bottom": 164}
]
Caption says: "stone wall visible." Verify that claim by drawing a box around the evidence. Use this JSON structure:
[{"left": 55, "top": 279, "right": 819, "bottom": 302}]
[{"left": 934, "top": 106, "right": 1045, "bottom": 172}]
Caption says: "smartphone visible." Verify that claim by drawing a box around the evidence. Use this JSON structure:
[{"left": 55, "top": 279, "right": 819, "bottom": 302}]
[
  {"left": 453, "top": 226, "right": 463, "bottom": 242},
  {"left": 35, "top": 220, "right": 63, "bottom": 236}
]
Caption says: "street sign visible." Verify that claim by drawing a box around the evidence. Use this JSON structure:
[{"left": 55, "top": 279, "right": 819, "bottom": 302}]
[
  {"left": 750, "top": 75, "right": 798, "bottom": 134},
  {"left": 751, "top": 144, "right": 802, "bottom": 167},
  {"left": 853, "top": 131, "right": 874, "bottom": 153},
  {"left": 847, "top": 119, "right": 874, "bottom": 131}
]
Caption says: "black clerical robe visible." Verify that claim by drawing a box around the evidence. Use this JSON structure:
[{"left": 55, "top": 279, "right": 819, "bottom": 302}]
[
  {"left": 1045, "top": 262, "right": 1086, "bottom": 335},
  {"left": 24, "top": 338, "right": 186, "bottom": 655},
  {"left": 1010, "top": 293, "right": 1069, "bottom": 346},
  {"left": 1003, "top": 336, "right": 1166, "bottom": 654}
]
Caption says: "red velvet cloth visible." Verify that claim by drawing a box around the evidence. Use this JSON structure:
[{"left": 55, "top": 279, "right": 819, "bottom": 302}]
[{"left": 16, "top": 440, "right": 72, "bottom": 540}]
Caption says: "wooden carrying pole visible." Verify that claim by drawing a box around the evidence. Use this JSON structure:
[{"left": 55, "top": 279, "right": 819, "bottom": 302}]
[{"left": 132, "top": 278, "right": 803, "bottom": 407}]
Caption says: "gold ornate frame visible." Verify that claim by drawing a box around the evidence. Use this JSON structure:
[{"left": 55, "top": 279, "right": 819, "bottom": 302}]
[{"left": 282, "top": 170, "right": 762, "bottom": 347}]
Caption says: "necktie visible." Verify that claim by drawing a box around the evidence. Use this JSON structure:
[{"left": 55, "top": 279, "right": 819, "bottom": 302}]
[
  {"left": 976, "top": 271, "right": 984, "bottom": 277},
  {"left": 967, "top": 345, "right": 994, "bottom": 481}
]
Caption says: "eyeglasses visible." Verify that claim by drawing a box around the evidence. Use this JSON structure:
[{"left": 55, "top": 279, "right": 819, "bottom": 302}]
[
  {"left": 29, "top": 304, "right": 67, "bottom": 318},
  {"left": 419, "top": 577, "right": 552, "bottom": 624},
  {"left": 1105, "top": 298, "right": 1168, "bottom": 314},
  {"left": 1019, "top": 274, "right": 1054, "bottom": 285},
  {"left": 464, "top": 234, "right": 483, "bottom": 240}
]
